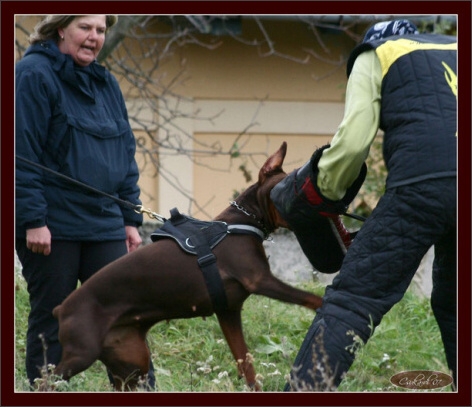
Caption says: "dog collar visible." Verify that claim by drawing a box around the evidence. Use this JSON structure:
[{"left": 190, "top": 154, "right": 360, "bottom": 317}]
[{"left": 227, "top": 224, "right": 266, "bottom": 241}]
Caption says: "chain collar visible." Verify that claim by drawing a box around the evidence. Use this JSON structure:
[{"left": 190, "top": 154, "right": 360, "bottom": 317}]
[{"left": 229, "top": 201, "right": 271, "bottom": 240}]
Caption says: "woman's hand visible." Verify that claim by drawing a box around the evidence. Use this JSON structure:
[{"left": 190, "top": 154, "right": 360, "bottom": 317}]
[
  {"left": 125, "top": 226, "right": 142, "bottom": 253},
  {"left": 26, "top": 226, "right": 52, "bottom": 256}
]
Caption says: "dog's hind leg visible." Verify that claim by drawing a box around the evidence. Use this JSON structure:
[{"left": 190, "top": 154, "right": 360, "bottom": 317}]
[
  {"left": 216, "top": 309, "right": 260, "bottom": 391},
  {"left": 100, "top": 326, "right": 152, "bottom": 391}
]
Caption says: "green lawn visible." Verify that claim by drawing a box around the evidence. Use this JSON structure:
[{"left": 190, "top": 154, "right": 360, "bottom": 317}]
[{"left": 14, "top": 272, "right": 451, "bottom": 392}]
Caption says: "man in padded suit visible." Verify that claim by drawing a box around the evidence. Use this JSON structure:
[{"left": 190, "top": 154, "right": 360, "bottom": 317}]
[{"left": 270, "top": 20, "right": 457, "bottom": 390}]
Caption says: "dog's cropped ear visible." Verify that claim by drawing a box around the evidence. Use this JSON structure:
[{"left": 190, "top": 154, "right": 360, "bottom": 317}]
[{"left": 259, "top": 142, "right": 287, "bottom": 183}]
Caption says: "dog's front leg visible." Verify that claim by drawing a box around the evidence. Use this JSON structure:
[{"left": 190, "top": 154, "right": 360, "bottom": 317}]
[
  {"left": 216, "top": 310, "right": 261, "bottom": 391},
  {"left": 252, "top": 275, "right": 323, "bottom": 311}
]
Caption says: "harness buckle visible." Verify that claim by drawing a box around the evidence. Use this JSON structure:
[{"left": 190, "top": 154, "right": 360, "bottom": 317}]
[{"left": 198, "top": 253, "right": 217, "bottom": 267}]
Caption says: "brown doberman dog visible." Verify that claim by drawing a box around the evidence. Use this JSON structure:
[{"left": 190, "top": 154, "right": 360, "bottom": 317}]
[{"left": 50, "top": 142, "right": 322, "bottom": 391}]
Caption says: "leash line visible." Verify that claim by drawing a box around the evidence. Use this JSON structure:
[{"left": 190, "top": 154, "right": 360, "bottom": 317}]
[
  {"left": 342, "top": 211, "right": 367, "bottom": 222},
  {"left": 16, "top": 155, "right": 166, "bottom": 224}
]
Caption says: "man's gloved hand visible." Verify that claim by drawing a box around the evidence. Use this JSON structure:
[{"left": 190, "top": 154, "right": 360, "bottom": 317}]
[{"left": 298, "top": 144, "right": 366, "bottom": 217}]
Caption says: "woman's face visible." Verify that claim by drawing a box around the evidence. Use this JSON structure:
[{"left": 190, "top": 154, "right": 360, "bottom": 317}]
[{"left": 57, "top": 15, "right": 107, "bottom": 66}]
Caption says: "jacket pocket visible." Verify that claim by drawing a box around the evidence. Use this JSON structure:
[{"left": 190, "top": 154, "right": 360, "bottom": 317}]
[{"left": 61, "top": 115, "right": 132, "bottom": 193}]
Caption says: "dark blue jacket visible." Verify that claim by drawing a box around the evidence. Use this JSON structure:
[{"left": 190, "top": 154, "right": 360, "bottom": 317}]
[
  {"left": 16, "top": 40, "right": 143, "bottom": 240},
  {"left": 347, "top": 34, "right": 457, "bottom": 189}
]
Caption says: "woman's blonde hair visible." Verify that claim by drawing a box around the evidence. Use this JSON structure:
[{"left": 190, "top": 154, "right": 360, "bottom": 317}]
[{"left": 29, "top": 15, "right": 118, "bottom": 44}]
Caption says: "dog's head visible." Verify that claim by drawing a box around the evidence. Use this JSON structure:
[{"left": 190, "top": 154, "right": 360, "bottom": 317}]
[{"left": 257, "top": 142, "right": 290, "bottom": 230}]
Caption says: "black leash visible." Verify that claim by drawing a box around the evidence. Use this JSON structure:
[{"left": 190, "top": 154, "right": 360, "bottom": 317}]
[
  {"left": 342, "top": 211, "right": 367, "bottom": 222},
  {"left": 16, "top": 155, "right": 166, "bottom": 224}
]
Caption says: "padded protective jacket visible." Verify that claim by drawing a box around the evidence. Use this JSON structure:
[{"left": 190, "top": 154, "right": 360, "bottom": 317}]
[
  {"left": 16, "top": 40, "right": 143, "bottom": 240},
  {"left": 347, "top": 34, "right": 457, "bottom": 189}
]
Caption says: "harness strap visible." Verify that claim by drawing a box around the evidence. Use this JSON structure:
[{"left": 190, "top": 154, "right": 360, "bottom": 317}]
[
  {"left": 191, "top": 227, "right": 229, "bottom": 312},
  {"left": 154, "top": 209, "right": 267, "bottom": 313},
  {"left": 156, "top": 208, "right": 189, "bottom": 242},
  {"left": 166, "top": 208, "right": 228, "bottom": 312}
]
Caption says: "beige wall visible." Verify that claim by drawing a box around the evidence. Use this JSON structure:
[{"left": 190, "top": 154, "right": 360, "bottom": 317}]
[
  {"left": 129, "top": 19, "right": 355, "bottom": 220},
  {"left": 150, "top": 18, "right": 352, "bottom": 102},
  {"left": 192, "top": 133, "right": 334, "bottom": 219},
  {"left": 135, "top": 97, "right": 346, "bottom": 220}
]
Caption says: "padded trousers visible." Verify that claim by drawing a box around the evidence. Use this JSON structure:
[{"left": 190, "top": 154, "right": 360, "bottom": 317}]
[{"left": 284, "top": 178, "right": 457, "bottom": 391}]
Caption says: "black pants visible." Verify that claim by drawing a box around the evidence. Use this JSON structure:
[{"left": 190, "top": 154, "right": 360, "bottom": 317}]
[
  {"left": 16, "top": 239, "right": 156, "bottom": 389},
  {"left": 285, "top": 178, "right": 457, "bottom": 391}
]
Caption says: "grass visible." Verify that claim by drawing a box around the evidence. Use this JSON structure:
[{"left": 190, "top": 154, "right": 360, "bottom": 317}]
[
  {"left": 338, "top": 290, "right": 451, "bottom": 392},
  {"left": 14, "top": 270, "right": 452, "bottom": 392}
]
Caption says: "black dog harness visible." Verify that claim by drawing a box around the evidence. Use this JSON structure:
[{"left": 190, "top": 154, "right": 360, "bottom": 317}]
[{"left": 151, "top": 208, "right": 265, "bottom": 312}]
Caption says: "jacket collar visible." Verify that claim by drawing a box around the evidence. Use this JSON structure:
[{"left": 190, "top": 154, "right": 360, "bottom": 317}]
[{"left": 26, "top": 40, "right": 107, "bottom": 91}]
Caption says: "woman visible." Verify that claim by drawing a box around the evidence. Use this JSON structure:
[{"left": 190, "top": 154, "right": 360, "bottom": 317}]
[{"left": 15, "top": 15, "right": 154, "bottom": 389}]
